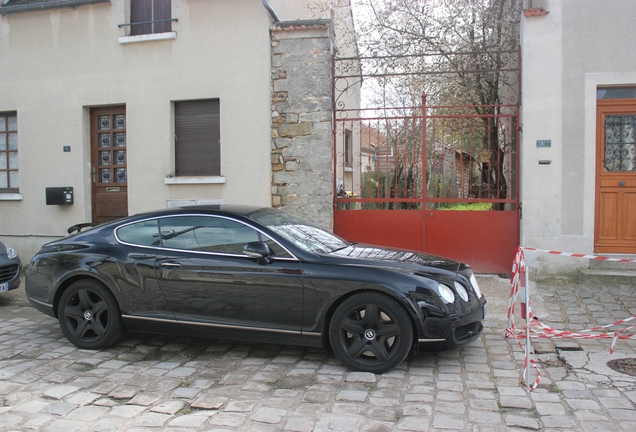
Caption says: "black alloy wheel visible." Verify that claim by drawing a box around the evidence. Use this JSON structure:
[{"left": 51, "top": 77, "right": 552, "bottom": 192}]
[
  {"left": 57, "top": 279, "right": 124, "bottom": 350},
  {"left": 329, "top": 292, "right": 414, "bottom": 374}
]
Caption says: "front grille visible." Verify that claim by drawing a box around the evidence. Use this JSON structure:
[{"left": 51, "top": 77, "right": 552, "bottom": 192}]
[{"left": 0, "top": 264, "right": 20, "bottom": 283}]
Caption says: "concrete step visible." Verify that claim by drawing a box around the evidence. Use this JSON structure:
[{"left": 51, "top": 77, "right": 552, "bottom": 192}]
[
  {"left": 578, "top": 268, "right": 636, "bottom": 285},
  {"left": 588, "top": 256, "right": 636, "bottom": 271}
]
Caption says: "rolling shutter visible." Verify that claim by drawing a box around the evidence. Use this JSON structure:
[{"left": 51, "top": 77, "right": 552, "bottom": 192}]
[{"left": 175, "top": 100, "right": 221, "bottom": 176}]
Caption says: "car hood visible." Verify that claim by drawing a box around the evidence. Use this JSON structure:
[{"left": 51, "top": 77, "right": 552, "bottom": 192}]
[{"left": 321, "top": 243, "right": 463, "bottom": 274}]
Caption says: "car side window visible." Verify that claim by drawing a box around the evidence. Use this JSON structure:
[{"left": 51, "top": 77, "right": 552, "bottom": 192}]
[
  {"left": 116, "top": 219, "right": 161, "bottom": 247},
  {"left": 158, "top": 216, "right": 291, "bottom": 257}
]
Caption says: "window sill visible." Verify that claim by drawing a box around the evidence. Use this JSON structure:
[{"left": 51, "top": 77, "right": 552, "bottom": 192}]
[
  {"left": 167, "top": 199, "right": 226, "bottom": 208},
  {"left": 119, "top": 32, "right": 177, "bottom": 45},
  {"left": 165, "top": 176, "right": 226, "bottom": 185},
  {"left": 0, "top": 193, "right": 23, "bottom": 201}
]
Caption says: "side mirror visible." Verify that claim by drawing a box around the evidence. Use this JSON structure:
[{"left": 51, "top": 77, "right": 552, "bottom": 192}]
[{"left": 243, "top": 242, "right": 272, "bottom": 265}]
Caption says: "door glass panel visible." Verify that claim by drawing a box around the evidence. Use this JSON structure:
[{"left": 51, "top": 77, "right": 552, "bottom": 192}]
[
  {"left": 115, "top": 150, "right": 126, "bottom": 165},
  {"left": 0, "top": 153, "right": 5, "bottom": 169},
  {"left": 99, "top": 151, "right": 111, "bottom": 166},
  {"left": 94, "top": 112, "right": 126, "bottom": 185},
  {"left": 0, "top": 172, "right": 6, "bottom": 188},
  {"left": 114, "top": 115, "right": 126, "bottom": 129},
  {"left": 597, "top": 87, "right": 636, "bottom": 99},
  {"left": 0, "top": 117, "right": 5, "bottom": 131},
  {"left": 0, "top": 135, "right": 5, "bottom": 150},
  {"left": 115, "top": 133, "right": 126, "bottom": 147},
  {"left": 98, "top": 134, "right": 110, "bottom": 148},
  {"left": 604, "top": 115, "right": 636, "bottom": 172},
  {"left": 99, "top": 168, "right": 111, "bottom": 183},
  {"left": 115, "top": 168, "right": 127, "bottom": 183},
  {"left": 98, "top": 115, "right": 110, "bottom": 130}
]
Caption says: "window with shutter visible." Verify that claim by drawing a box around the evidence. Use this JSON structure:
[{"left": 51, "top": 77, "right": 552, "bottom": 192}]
[
  {"left": 131, "top": 0, "right": 172, "bottom": 36},
  {"left": 175, "top": 100, "right": 221, "bottom": 177}
]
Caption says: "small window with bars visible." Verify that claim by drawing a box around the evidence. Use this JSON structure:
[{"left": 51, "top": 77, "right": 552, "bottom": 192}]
[{"left": 130, "top": 0, "right": 172, "bottom": 36}]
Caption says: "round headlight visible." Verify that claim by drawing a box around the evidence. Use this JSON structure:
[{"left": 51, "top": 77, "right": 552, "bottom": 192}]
[
  {"left": 454, "top": 282, "right": 469, "bottom": 302},
  {"left": 438, "top": 284, "right": 455, "bottom": 304},
  {"left": 470, "top": 274, "right": 482, "bottom": 299}
]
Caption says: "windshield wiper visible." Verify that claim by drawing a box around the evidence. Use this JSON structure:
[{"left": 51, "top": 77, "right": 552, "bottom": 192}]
[{"left": 330, "top": 242, "right": 357, "bottom": 253}]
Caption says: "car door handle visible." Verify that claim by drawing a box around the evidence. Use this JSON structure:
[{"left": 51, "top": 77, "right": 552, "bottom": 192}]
[
  {"left": 129, "top": 254, "right": 156, "bottom": 259},
  {"left": 158, "top": 261, "right": 181, "bottom": 268}
]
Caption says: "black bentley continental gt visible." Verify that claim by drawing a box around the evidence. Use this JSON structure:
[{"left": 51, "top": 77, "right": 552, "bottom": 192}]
[{"left": 25, "top": 205, "right": 486, "bottom": 373}]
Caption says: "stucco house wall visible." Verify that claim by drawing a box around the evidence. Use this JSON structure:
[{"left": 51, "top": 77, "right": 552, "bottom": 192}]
[
  {"left": 520, "top": 0, "right": 636, "bottom": 274},
  {"left": 0, "top": 0, "right": 343, "bottom": 260}
]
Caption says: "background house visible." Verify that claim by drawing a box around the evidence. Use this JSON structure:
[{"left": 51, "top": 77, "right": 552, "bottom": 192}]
[{"left": 0, "top": 0, "right": 358, "bottom": 260}]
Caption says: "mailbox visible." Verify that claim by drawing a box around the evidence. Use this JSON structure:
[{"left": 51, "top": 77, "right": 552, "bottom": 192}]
[{"left": 46, "top": 187, "right": 74, "bottom": 205}]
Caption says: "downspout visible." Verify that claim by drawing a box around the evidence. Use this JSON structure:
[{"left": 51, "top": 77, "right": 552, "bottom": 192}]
[
  {"left": 0, "top": 0, "right": 110, "bottom": 15},
  {"left": 262, "top": 0, "right": 280, "bottom": 23}
]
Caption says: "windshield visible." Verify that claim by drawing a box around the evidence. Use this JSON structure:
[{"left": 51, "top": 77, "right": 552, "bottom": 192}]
[{"left": 250, "top": 210, "right": 349, "bottom": 254}]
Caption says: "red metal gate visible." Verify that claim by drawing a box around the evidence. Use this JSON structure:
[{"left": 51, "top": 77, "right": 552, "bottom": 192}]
[{"left": 333, "top": 77, "right": 520, "bottom": 274}]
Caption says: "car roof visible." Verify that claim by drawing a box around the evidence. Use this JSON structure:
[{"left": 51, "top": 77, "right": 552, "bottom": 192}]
[{"left": 133, "top": 204, "right": 273, "bottom": 219}]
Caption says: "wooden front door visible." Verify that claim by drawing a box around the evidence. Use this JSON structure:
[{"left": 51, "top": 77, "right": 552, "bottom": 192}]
[
  {"left": 91, "top": 106, "right": 128, "bottom": 224},
  {"left": 594, "top": 100, "right": 636, "bottom": 254}
]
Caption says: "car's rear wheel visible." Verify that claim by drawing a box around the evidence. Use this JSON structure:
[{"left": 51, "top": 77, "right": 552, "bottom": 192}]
[
  {"left": 57, "top": 279, "right": 124, "bottom": 350},
  {"left": 329, "top": 292, "right": 414, "bottom": 374}
]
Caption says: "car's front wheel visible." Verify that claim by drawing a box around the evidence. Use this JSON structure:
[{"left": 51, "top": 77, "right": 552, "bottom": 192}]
[
  {"left": 329, "top": 292, "right": 414, "bottom": 374},
  {"left": 57, "top": 279, "right": 124, "bottom": 350}
]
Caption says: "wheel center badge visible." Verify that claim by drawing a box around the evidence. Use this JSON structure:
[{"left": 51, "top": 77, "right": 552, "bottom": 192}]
[
  {"left": 365, "top": 329, "right": 376, "bottom": 340},
  {"left": 84, "top": 311, "right": 93, "bottom": 320}
]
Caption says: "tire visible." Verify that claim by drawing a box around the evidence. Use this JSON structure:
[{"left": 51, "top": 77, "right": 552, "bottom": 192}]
[
  {"left": 329, "top": 292, "right": 414, "bottom": 374},
  {"left": 57, "top": 279, "right": 124, "bottom": 350}
]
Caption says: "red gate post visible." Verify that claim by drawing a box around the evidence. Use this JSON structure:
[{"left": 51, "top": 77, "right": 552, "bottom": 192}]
[{"left": 421, "top": 93, "right": 427, "bottom": 251}]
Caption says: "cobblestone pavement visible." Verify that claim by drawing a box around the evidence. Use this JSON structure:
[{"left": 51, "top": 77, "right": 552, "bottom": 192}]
[{"left": 0, "top": 275, "right": 635, "bottom": 431}]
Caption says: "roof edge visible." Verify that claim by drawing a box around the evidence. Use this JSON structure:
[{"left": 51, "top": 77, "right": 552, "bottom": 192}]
[{"left": 0, "top": 0, "right": 110, "bottom": 15}]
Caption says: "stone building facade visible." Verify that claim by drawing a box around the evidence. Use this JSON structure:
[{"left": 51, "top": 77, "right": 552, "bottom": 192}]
[{"left": 269, "top": 20, "right": 335, "bottom": 229}]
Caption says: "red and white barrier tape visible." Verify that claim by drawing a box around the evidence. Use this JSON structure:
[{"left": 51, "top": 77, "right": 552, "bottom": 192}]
[
  {"left": 521, "top": 247, "right": 636, "bottom": 263},
  {"left": 504, "top": 246, "right": 636, "bottom": 391},
  {"left": 506, "top": 247, "right": 540, "bottom": 389}
]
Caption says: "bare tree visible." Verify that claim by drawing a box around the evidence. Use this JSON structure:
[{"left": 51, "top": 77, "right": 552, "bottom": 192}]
[{"left": 353, "top": 0, "right": 522, "bottom": 205}]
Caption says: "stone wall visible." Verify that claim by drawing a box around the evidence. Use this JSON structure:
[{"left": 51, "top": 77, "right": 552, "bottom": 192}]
[{"left": 269, "top": 22, "right": 334, "bottom": 229}]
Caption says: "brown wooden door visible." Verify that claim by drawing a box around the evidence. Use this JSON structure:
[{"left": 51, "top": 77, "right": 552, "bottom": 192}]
[
  {"left": 91, "top": 106, "right": 128, "bottom": 224},
  {"left": 594, "top": 100, "right": 636, "bottom": 254}
]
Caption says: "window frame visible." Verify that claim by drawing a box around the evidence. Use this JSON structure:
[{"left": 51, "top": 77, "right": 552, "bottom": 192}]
[
  {"left": 174, "top": 99, "right": 221, "bottom": 177},
  {"left": 344, "top": 129, "right": 352, "bottom": 167},
  {"left": 130, "top": 0, "right": 172, "bottom": 36},
  {"left": 0, "top": 112, "right": 18, "bottom": 194}
]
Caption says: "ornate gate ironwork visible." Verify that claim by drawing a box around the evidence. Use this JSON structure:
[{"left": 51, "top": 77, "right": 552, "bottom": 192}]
[{"left": 332, "top": 50, "right": 521, "bottom": 274}]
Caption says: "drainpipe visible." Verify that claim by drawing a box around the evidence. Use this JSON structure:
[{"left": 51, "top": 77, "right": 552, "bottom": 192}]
[
  {"left": 262, "top": 0, "right": 280, "bottom": 23},
  {"left": 0, "top": 0, "right": 110, "bottom": 15}
]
